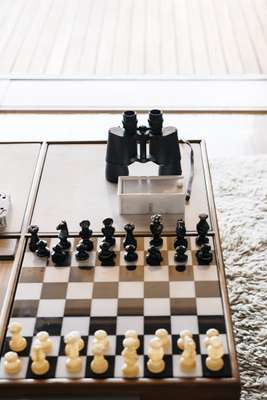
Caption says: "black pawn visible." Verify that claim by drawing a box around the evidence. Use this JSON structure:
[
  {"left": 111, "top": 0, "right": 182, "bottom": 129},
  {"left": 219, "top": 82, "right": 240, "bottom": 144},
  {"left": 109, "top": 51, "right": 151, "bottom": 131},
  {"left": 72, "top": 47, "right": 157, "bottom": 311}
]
[
  {"left": 98, "top": 241, "right": 115, "bottom": 266},
  {"left": 146, "top": 245, "right": 163, "bottom": 266},
  {"left": 56, "top": 220, "right": 71, "bottom": 250},
  {"left": 196, "top": 213, "right": 210, "bottom": 246},
  {"left": 36, "top": 240, "right": 50, "bottom": 258},
  {"left": 75, "top": 243, "right": 89, "bottom": 261},
  {"left": 102, "top": 217, "right": 115, "bottom": 247},
  {"left": 51, "top": 244, "right": 67, "bottom": 266},
  {"left": 174, "top": 219, "right": 188, "bottom": 249},
  {"left": 196, "top": 244, "right": 213, "bottom": 265},
  {"left": 28, "top": 225, "right": 40, "bottom": 252},
  {"left": 124, "top": 244, "right": 138, "bottom": 262},
  {"left": 123, "top": 223, "right": 137, "bottom": 248},
  {"left": 149, "top": 214, "right": 163, "bottom": 247},
  {"left": 174, "top": 245, "right": 188, "bottom": 264},
  {"left": 79, "top": 220, "right": 94, "bottom": 251}
]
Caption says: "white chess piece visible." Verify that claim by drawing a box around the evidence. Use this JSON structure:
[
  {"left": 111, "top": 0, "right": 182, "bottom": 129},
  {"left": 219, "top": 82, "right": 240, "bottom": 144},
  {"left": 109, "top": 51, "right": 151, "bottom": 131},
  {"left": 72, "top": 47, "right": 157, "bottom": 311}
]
[
  {"left": 155, "top": 328, "right": 170, "bottom": 352},
  {"left": 90, "top": 342, "right": 108, "bottom": 374},
  {"left": 36, "top": 331, "right": 53, "bottom": 353},
  {"left": 8, "top": 322, "right": 27, "bottom": 352},
  {"left": 177, "top": 329, "right": 193, "bottom": 350},
  {"left": 125, "top": 330, "right": 140, "bottom": 350},
  {"left": 203, "top": 328, "right": 219, "bottom": 348},
  {"left": 93, "top": 330, "right": 109, "bottom": 352},
  {"left": 4, "top": 351, "right": 22, "bottom": 375},
  {"left": 64, "top": 331, "right": 83, "bottom": 373},
  {"left": 147, "top": 337, "right": 165, "bottom": 374},
  {"left": 31, "top": 343, "right": 49, "bottom": 375},
  {"left": 180, "top": 337, "right": 197, "bottom": 371},
  {"left": 64, "top": 331, "right": 84, "bottom": 355},
  {"left": 205, "top": 336, "right": 224, "bottom": 371},
  {"left": 122, "top": 337, "right": 139, "bottom": 378}
]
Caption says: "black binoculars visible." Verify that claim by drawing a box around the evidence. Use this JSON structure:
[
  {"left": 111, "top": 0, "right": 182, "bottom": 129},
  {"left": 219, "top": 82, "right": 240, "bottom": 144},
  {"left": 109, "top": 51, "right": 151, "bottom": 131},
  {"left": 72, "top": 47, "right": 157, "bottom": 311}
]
[{"left": 105, "top": 109, "right": 182, "bottom": 183}]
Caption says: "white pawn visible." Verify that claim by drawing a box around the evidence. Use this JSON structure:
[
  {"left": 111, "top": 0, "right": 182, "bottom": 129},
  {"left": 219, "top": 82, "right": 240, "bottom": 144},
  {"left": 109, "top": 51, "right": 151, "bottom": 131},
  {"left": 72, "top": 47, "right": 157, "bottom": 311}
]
[
  {"left": 180, "top": 337, "right": 197, "bottom": 371},
  {"left": 203, "top": 328, "right": 219, "bottom": 348},
  {"left": 90, "top": 342, "right": 108, "bottom": 374},
  {"left": 155, "top": 328, "right": 170, "bottom": 352},
  {"left": 93, "top": 330, "right": 109, "bottom": 352},
  {"left": 147, "top": 337, "right": 165, "bottom": 374},
  {"left": 8, "top": 322, "right": 27, "bottom": 352},
  {"left": 177, "top": 329, "right": 193, "bottom": 350},
  {"left": 206, "top": 336, "right": 224, "bottom": 371},
  {"left": 125, "top": 330, "right": 140, "bottom": 349},
  {"left": 31, "top": 343, "right": 49, "bottom": 375},
  {"left": 4, "top": 352, "right": 22, "bottom": 375},
  {"left": 36, "top": 331, "right": 53, "bottom": 353},
  {"left": 64, "top": 330, "right": 84, "bottom": 355},
  {"left": 122, "top": 337, "right": 139, "bottom": 378},
  {"left": 64, "top": 331, "right": 82, "bottom": 373}
]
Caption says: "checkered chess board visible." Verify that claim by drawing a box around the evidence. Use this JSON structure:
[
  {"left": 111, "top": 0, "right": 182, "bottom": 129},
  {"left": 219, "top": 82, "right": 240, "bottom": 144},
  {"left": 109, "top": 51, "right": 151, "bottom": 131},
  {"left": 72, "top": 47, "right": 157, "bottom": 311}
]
[{"left": 0, "top": 235, "right": 231, "bottom": 380}]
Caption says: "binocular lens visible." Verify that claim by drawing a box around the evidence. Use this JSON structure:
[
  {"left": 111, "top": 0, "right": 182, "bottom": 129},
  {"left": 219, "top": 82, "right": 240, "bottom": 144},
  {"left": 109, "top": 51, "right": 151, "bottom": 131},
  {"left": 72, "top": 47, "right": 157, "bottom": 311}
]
[
  {"left": 148, "top": 109, "right": 163, "bottom": 135},
  {"left": 122, "top": 110, "right": 137, "bottom": 135}
]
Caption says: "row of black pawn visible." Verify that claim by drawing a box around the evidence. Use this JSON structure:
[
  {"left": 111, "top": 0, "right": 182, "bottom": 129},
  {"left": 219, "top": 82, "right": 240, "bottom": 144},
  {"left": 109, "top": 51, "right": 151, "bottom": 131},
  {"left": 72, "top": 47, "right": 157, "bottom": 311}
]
[{"left": 27, "top": 214, "right": 213, "bottom": 267}]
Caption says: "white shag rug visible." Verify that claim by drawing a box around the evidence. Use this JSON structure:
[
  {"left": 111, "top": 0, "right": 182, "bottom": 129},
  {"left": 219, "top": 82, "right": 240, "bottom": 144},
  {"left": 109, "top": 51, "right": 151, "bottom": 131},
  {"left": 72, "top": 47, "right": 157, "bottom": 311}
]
[{"left": 210, "top": 155, "right": 267, "bottom": 400}]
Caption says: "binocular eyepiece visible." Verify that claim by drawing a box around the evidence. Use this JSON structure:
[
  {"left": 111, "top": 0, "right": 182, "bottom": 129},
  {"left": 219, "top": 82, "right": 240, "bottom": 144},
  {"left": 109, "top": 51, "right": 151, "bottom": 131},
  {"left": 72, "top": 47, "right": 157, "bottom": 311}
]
[{"left": 105, "top": 110, "right": 182, "bottom": 183}]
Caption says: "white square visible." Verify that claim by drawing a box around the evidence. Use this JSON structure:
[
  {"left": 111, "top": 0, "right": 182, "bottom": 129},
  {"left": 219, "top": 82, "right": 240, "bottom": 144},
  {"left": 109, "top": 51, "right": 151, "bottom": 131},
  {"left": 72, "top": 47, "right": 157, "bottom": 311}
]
[
  {"left": 116, "top": 316, "right": 144, "bottom": 335},
  {"left": 22, "top": 252, "right": 47, "bottom": 267},
  {"left": 91, "top": 299, "right": 118, "bottom": 316},
  {"left": 120, "top": 251, "right": 144, "bottom": 266},
  {"left": 87, "top": 335, "right": 116, "bottom": 356},
  {"left": 44, "top": 267, "right": 70, "bottom": 282},
  {"left": 66, "top": 282, "right": 93, "bottom": 299},
  {"left": 70, "top": 252, "right": 96, "bottom": 267},
  {"left": 199, "top": 334, "right": 229, "bottom": 354},
  {"left": 144, "top": 265, "right": 169, "bottom": 281},
  {"left": 37, "top": 299, "right": 65, "bottom": 317},
  {"left": 194, "top": 265, "right": 218, "bottom": 281},
  {"left": 196, "top": 298, "right": 223, "bottom": 315},
  {"left": 31, "top": 336, "right": 61, "bottom": 356},
  {"left": 7, "top": 318, "right": 36, "bottom": 337},
  {"left": 0, "top": 357, "right": 29, "bottom": 379},
  {"left": 171, "top": 316, "right": 199, "bottom": 335},
  {"left": 94, "top": 266, "right": 119, "bottom": 282},
  {"left": 170, "top": 282, "right": 195, "bottom": 298},
  {"left": 118, "top": 282, "right": 144, "bottom": 298},
  {"left": 144, "top": 335, "right": 171, "bottom": 355},
  {"left": 61, "top": 317, "right": 90, "bottom": 336},
  {"left": 16, "top": 283, "right": 42, "bottom": 300},
  {"left": 144, "top": 237, "right": 167, "bottom": 250},
  {"left": 173, "top": 355, "right": 203, "bottom": 377},
  {"left": 55, "top": 356, "right": 86, "bottom": 378},
  {"left": 168, "top": 251, "right": 192, "bottom": 266},
  {"left": 144, "top": 298, "right": 170, "bottom": 316},
  {"left": 114, "top": 355, "right": 144, "bottom": 378}
]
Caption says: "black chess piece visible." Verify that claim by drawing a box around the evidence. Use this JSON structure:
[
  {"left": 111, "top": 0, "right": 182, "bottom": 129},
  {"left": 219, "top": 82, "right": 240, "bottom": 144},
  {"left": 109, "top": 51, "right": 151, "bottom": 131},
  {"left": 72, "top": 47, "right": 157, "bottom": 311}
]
[
  {"left": 174, "top": 219, "right": 188, "bottom": 249},
  {"left": 56, "top": 220, "right": 71, "bottom": 250},
  {"left": 146, "top": 245, "right": 163, "bottom": 266},
  {"left": 98, "top": 241, "right": 115, "bottom": 266},
  {"left": 51, "top": 244, "right": 67, "bottom": 265},
  {"left": 196, "top": 214, "right": 210, "bottom": 246},
  {"left": 149, "top": 214, "right": 163, "bottom": 247},
  {"left": 124, "top": 244, "right": 138, "bottom": 262},
  {"left": 36, "top": 240, "right": 50, "bottom": 258},
  {"left": 79, "top": 220, "right": 93, "bottom": 251},
  {"left": 102, "top": 217, "right": 115, "bottom": 247},
  {"left": 174, "top": 245, "right": 188, "bottom": 264},
  {"left": 28, "top": 225, "right": 40, "bottom": 252},
  {"left": 75, "top": 243, "right": 89, "bottom": 261},
  {"left": 123, "top": 223, "right": 137, "bottom": 248},
  {"left": 196, "top": 244, "right": 213, "bottom": 265}
]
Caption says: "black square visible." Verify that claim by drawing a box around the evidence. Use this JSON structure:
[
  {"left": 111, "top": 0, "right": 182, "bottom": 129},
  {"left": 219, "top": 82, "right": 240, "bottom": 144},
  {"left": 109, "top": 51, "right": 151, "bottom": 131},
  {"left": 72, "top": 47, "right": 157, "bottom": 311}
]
[
  {"left": 34, "top": 317, "right": 63, "bottom": 336},
  {"left": 201, "top": 354, "right": 232, "bottom": 378},
  {"left": 144, "top": 355, "right": 172, "bottom": 378},
  {"left": 89, "top": 317, "right": 117, "bottom": 335},
  {"left": 144, "top": 317, "right": 171, "bottom": 335},
  {"left": 86, "top": 355, "right": 115, "bottom": 378},
  {"left": 198, "top": 316, "right": 226, "bottom": 334},
  {"left": 116, "top": 335, "right": 144, "bottom": 355},
  {"left": 171, "top": 334, "right": 200, "bottom": 355},
  {"left": 59, "top": 335, "right": 88, "bottom": 356},
  {"left": 26, "top": 356, "right": 57, "bottom": 379},
  {"left": 12, "top": 300, "right": 39, "bottom": 318}
]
